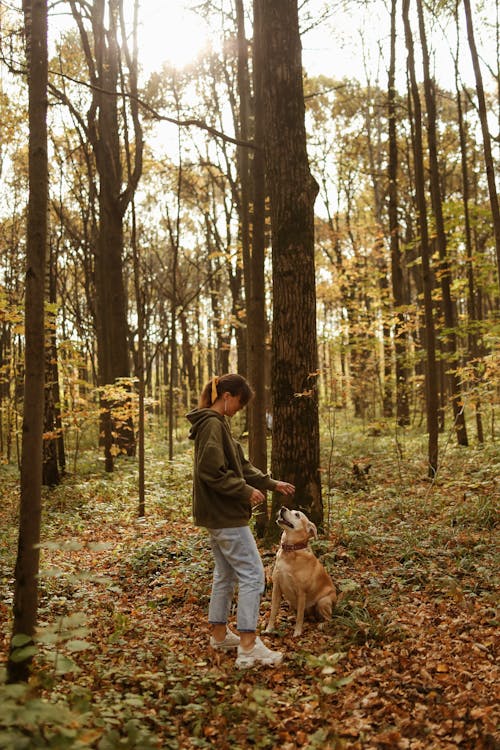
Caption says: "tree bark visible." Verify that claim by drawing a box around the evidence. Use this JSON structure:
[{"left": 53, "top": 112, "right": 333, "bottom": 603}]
[
  {"left": 453, "top": 12, "right": 485, "bottom": 443},
  {"left": 256, "top": 0, "right": 322, "bottom": 531},
  {"left": 42, "top": 239, "right": 62, "bottom": 486},
  {"left": 249, "top": 0, "right": 269, "bottom": 537},
  {"left": 416, "top": 0, "right": 468, "bottom": 446},
  {"left": 69, "top": 0, "right": 143, "bottom": 467},
  {"left": 93, "top": 1, "right": 133, "bottom": 466},
  {"left": 403, "top": 0, "right": 439, "bottom": 476},
  {"left": 8, "top": 0, "right": 48, "bottom": 683},
  {"left": 388, "top": 0, "right": 411, "bottom": 426},
  {"left": 463, "top": 0, "right": 500, "bottom": 289}
]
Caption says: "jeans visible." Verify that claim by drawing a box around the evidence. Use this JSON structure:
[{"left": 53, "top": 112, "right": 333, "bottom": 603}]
[{"left": 207, "top": 526, "right": 265, "bottom": 632}]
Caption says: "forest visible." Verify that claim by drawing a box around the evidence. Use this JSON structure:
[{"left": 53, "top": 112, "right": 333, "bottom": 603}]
[{"left": 0, "top": 0, "right": 498, "bottom": 748}]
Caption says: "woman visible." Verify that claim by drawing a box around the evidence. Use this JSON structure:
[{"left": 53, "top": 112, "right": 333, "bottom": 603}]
[{"left": 187, "top": 373, "right": 295, "bottom": 668}]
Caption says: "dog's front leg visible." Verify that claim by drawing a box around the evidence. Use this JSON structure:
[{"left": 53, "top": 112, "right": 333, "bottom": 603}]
[
  {"left": 265, "top": 579, "right": 282, "bottom": 632},
  {"left": 293, "top": 590, "right": 306, "bottom": 637}
]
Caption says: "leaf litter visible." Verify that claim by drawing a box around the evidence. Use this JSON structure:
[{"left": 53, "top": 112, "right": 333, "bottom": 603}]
[{"left": 0, "top": 437, "right": 498, "bottom": 749}]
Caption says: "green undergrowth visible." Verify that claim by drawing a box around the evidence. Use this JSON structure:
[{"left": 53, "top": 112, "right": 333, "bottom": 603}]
[{"left": 0, "top": 427, "right": 498, "bottom": 748}]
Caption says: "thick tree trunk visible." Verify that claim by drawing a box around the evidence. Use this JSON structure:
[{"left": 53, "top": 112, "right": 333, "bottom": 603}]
[
  {"left": 257, "top": 0, "right": 322, "bottom": 531},
  {"left": 235, "top": 0, "right": 251, "bottom": 371},
  {"left": 8, "top": 0, "right": 48, "bottom": 683},
  {"left": 249, "top": 0, "right": 269, "bottom": 537},
  {"left": 93, "top": 39, "right": 134, "bottom": 465},
  {"left": 70, "top": 0, "right": 143, "bottom": 468},
  {"left": 95, "top": 184, "right": 131, "bottom": 470}
]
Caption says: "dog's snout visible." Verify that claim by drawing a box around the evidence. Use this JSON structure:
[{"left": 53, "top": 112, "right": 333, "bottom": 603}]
[{"left": 276, "top": 506, "right": 289, "bottom": 524}]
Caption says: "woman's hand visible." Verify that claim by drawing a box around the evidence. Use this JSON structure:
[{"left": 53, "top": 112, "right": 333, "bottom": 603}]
[
  {"left": 275, "top": 481, "right": 295, "bottom": 496},
  {"left": 249, "top": 488, "right": 265, "bottom": 507}
]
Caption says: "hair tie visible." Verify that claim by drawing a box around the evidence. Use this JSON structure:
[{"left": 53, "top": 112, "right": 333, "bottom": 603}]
[{"left": 211, "top": 376, "right": 219, "bottom": 404}]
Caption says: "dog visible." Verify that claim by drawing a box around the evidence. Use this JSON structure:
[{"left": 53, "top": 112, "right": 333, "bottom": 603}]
[{"left": 265, "top": 507, "right": 337, "bottom": 637}]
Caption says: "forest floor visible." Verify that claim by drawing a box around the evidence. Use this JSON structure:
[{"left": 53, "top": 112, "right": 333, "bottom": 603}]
[{"left": 0, "top": 425, "right": 499, "bottom": 750}]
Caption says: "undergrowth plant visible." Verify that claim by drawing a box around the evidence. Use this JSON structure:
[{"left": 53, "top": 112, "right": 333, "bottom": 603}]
[{"left": 0, "top": 424, "right": 498, "bottom": 748}]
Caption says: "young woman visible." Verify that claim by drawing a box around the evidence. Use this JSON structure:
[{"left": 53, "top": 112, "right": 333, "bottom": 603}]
[{"left": 187, "top": 373, "right": 295, "bottom": 668}]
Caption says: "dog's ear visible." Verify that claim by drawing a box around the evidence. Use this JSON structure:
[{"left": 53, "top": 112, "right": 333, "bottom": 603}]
[{"left": 307, "top": 521, "right": 317, "bottom": 539}]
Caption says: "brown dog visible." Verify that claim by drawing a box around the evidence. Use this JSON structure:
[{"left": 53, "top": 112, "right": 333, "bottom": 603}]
[{"left": 265, "top": 507, "right": 337, "bottom": 637}]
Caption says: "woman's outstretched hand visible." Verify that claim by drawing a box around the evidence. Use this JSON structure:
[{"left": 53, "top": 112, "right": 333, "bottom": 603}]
[
  {"left": 250, "top": 482, "right": 295, "bottom": 507},
  {"left": 275, "top": 481, "right": 295, "bottom": 496}
]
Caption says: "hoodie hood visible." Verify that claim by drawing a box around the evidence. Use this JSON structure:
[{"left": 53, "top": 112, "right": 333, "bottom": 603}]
[{"left": 186, "top": 407, "right": 224, "bottom": 440}]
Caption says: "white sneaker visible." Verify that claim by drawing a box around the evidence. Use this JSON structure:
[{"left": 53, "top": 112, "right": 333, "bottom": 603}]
[
  {"left": 235, "top": 637, "right": 283, "bottom": 668},
  {"left": 209, "top": 628, "right": 240, "bottom": 651}
]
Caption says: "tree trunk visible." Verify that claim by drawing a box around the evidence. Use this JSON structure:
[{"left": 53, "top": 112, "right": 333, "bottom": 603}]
[
  {"left": 416, "top": 0, "right": 468, "bottom": 446},
  {"left": 167, "top": 90, "right": 182, "bottom": 462},
  {"left": 122, "top": 0, "right": 144, "bottom": 512},
  {"left": 463, "top": 0, "right": 500, "bottom": 289},
  {"left": 93, "top": 5, "right": 133, "bottom": 463},
  {"left": 389, "top": 0, "right": 410, "bottom": 427},
  {"left": 257, "top": 0, "right": 322, "bottom": 531},
  {"left": 403, "top": 0, "right": 439, "bottom": 476},
  {"left": 69, "top": 0, "right": 143, "bottom": 467},
  {"left": 235, "top": 0, "right": 252, "bottom": 373},
  {"left": 454, "top": 28, "right": 484, "bottom": 443},
  {"left": 8, "top": 0, "right": 48, "bottom": 683},
  {"left": 362, "top": 63, "right": 393, "bottom": 419},
  {"left": 43, "top": 238, "right": 61, "bottom": 486},
  {"left": 249, "top": 0, "right": 269, "bottom": 537},
  {"left": 130, "top": 199, "right": 145, "bottom": 516},
  {"left": 180, "top": 312, "right": 197, "bottom": 407}
]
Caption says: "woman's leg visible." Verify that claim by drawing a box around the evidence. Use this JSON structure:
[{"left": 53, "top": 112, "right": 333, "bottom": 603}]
[
  {"left": 207, "top": 530, "right": 238, "bottom": 629},
  {"left": 231, "top": 527, "right": 265, "bottom": 636},
  {"left": 207, "top": 527, "right": 265, "bottom": 648},
  {"left": 207, "top": 528, "right": 282, "bottom": 665}
]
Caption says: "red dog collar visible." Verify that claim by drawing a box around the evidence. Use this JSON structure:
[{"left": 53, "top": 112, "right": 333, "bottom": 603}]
[{"left": 281, "top": 541, "right": 309, "bottom": 552}]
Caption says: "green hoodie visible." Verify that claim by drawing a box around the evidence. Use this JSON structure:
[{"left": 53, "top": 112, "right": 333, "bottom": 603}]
[{"left": 187, "top": 408, "right": 278, "bottom": 528}]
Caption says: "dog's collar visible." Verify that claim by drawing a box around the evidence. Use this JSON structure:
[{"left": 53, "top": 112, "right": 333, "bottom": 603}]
[{"left": 281, "top": 541, "right": 309, "bottom": 552}]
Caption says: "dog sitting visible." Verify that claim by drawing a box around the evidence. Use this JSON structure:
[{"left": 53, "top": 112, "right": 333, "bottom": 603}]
[{"left": 265, "top": 507, "right": 337, "bottom": 637}]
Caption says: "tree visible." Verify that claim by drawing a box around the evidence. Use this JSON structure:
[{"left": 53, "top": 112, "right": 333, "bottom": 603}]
[
  {"left": 387, "top": 0, "right": 411, "bottom": 426},
  {"left": 453, "top": 7, "right": 484, "bottom": 442},
  {"left": 68, "top": 0, "right": 143, "bottom": 470},
  {"left": 463, "top": 0, "right": 500, "bottom": 290},
  {"left": 416, "top": 0, "right": 468, "bottom": 445},
  {"left": 42, "top": 238, "right": 63, "bottom": 486},
  {"left": 248, "top": 0, "right": 269, "bottom": 537},
  {"left": 403, "top": 0, "right": 439, "bottom": 476},
  {"left": 8, "top": 0, "right": 48, "bottom": 682},
  {"left": 255, "top": 0, "right": 322, "bottom": 530}
]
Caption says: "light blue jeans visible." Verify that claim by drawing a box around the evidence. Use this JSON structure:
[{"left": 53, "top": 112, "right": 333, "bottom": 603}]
[{"left": 207, "top": 526, "right": 265, "bottom": 632}]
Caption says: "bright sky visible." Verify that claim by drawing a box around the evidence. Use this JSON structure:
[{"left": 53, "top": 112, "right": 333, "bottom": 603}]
[
  {"left": 137, "top": 0, "right": 211, "bottom": 72},
  {"left": 135, "top": 0, "right": 495, "bottom": 91}
]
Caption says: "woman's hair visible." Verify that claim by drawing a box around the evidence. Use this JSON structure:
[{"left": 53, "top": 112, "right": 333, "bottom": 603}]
[{"left": 199, "top": 374, "right": 254, "bottom": 408}]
